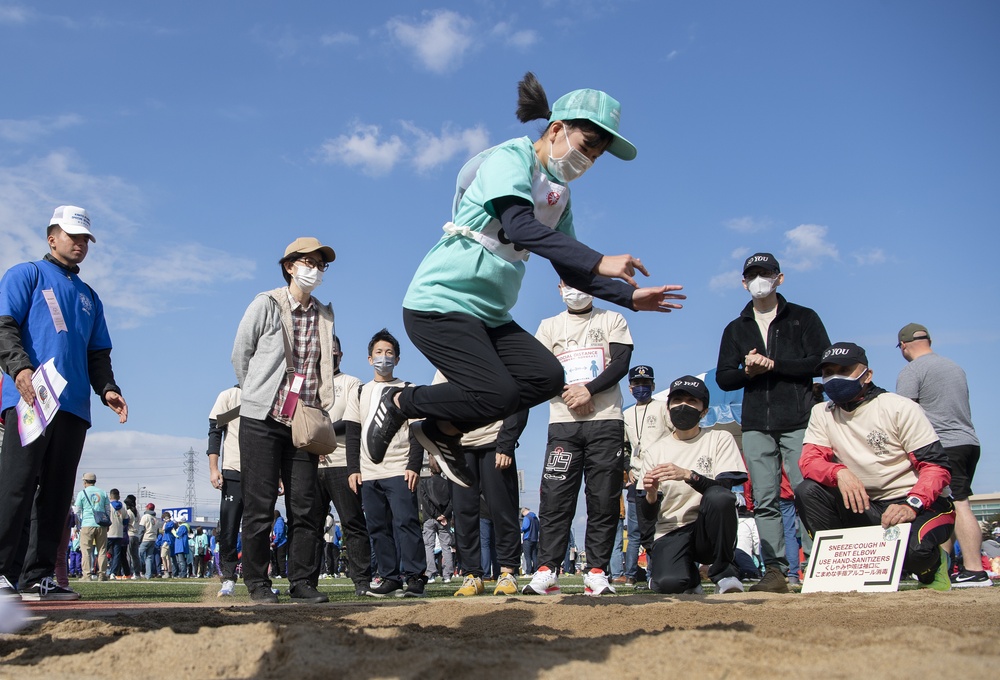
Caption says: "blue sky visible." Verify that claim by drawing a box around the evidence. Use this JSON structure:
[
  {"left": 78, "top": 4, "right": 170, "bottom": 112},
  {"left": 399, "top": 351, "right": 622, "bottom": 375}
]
[{"left": 2, "top": 2, "right": 998, "bottom": 538}]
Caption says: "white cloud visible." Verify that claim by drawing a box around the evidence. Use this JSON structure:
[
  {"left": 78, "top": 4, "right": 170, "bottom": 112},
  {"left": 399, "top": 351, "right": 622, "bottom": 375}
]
[
  {"left": 403, "top": 122, "right": 489, "bottom": 173},
  {"left": 730, "top": 246, "right": 751, "bottom": 261},
  {"left": 320, "top": 31, "right": 358, "bottom": 46},
  {"left": 318, "top": 121, "right": 488, "bottom": 176},
  {"left": 491, "top": 22, "right": 537, "bottom": 50},
  {"left": 0, "top": 114, "right": 83, "bottom": 143},
  {"left": 709, "top": 269, "right": 742, "bottom": 292},
  {"left": 781, "top": 223, "right": 839, "bottom": 271},
  {"left": 724, "top": 215, "right": 771, "bottom": 233},
  {"left": 0, "top": 151, "right": 255, "bottom": 327},
  {"left": 386, "top": 10, "right": 474, "bottom": 74},
  {"left": 249, "top": 24, "right": 302, "bottom": 59},
  {"left": 0, "top": 5, "right": 30, "bottom": 23},
  {"left": 666, "top": 50, "right": 679, "bottom": 61},
  {"left": 317, "top": 123, "right": 406, "bottom": 177},
  {"left": 852, "top": 249, "right": 886, "bottom": 266}
]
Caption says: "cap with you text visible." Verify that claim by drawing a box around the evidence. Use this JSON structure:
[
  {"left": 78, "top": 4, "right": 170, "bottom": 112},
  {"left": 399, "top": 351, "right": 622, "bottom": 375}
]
[
  {"left": 820, "top": 342, "right": 868, "bottom": 367},
  {"left": 742, "top": 252, "right": 780, "bottom": 275}
]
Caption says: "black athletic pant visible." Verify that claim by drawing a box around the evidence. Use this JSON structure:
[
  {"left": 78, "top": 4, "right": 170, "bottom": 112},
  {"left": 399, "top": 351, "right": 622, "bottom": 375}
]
[
  {"left": 0, "top": 409, "right": 88, "bottom": 588},
  {"left": 398, "top": 309, "right": 564, "bottom": 432},
  {"left": 451, "top": 444, "right": 522, "bottom": 577},
  {"left": 315, "top": 466, "right": 371, "bottom": 588},
  {"left": 646, "top": 486, "right": 741, "bottom": 594},
  {"left": 239, "top": 415, "right": 321, "bottom": 592},
  {"left": 537, "top": 420, "right": 624, "bottom": 573},
  {"left": 218, "top": 470, "right": 244, "bottom": 582},
  {"left": 795, "top": 479, "right": 956, "bottom": 582}
]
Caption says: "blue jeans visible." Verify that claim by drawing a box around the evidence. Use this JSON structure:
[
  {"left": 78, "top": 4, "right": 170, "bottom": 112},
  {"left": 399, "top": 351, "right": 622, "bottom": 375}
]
[
  {"left": 625, "top": 498, "right": 640, "bottom": 578},
  {"left": 480, "top": 518, "right": 498, "bottom": 579},
  {"left": 610, "top": 519, "right": 625, "bottom": 578},
  {"left": 780, "top": 499, "right": 801, "bottom": 576},
  {"left": 138, "top": 540, "right": 157, "bottom": 579}
]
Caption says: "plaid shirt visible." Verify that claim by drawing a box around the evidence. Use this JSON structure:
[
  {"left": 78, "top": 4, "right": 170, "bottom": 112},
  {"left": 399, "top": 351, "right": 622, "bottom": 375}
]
[{"left": 271, "top": 291, "right": 321, "bottom": 424}]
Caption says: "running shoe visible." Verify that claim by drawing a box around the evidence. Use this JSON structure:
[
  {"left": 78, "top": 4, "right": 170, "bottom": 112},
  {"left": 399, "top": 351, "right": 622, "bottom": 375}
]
[
  {"left": 366, "top": 386, "right": 406, "bottom": 463},
  {"left": 366, "top": 578, "right": 403, "bottom": 598},
  {"left": 950, "top": 569, "right": 993, "bottom": 588},
  {"left": 454, "top": 575, "right": 485, "bottom": 597},
  {"left": 249, "top": 586, "right": 279, "bottom": 603},
  {"left": 289, "top": 581, "right": 329, "bottom": 604},
  {"left": 583, "top": 569, "right": 616, "bottom": 596},
  {"left": 411, "top": 420, "right": 473, "bottom": 488},
  {"left": 716, "top": 576, "right": 744, "bottom": 594},
  {"left": 218, "top": 579, "right": 236, "bottom": 597},
  {"left": 19, "top": 576, "right": 80, "bottom": 601},
  {"left": 0, "top": 575, "right": 18, "bottom": 599},
  {"left": 522, "top": 566, "right": 560, "bottom": 595},
  {"left": 749, "top": 568, "right": 789, "bottom": 593},
  {"left": 397, "top": 576, "right": 426, "bottom": 598},
  {"left": 493, "top": 573, "right": 518, "bottom": 596}
]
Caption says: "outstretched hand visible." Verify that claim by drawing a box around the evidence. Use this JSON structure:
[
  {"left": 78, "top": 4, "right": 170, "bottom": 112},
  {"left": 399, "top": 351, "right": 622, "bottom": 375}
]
[
  {"left": 632, "top": 285, "right": 685, "bottom": 313},
  {"left": 595, "top": 254, "right": 648, "bottom": 288}
]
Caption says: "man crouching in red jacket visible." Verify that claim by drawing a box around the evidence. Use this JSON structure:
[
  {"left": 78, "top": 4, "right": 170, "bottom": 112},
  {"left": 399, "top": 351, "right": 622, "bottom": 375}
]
[{"left": 796, "top": 342, "right": 955, "bottom": 590}]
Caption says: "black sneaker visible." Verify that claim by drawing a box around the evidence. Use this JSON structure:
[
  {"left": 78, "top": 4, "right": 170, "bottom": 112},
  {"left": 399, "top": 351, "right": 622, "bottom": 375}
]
[
  {"left": 354, "top": 584, "right": 371, "bottom": 597},
  {"left": 365, "top": 578, "right": 403, "bottom": 598},
  {"left": 19, "top": 576, "right": 80, "bottom": 601},
  {"left": 950, "top": 569, "right": 993, "bottom": 588},
  {"left": 411, "top": 420, "right": 473, "bottom": 488},
  {"left": 397, "top": 576, "right": 426, "bottom": 598},
  {"left": 249, "top": 586, "right": 280, "bottom": 604},
  {"left": 366, "top": 387, "right": 406, "bottom": 464},
  {"left": 289, "top": 581, "right": 329, "bottom": 604}
]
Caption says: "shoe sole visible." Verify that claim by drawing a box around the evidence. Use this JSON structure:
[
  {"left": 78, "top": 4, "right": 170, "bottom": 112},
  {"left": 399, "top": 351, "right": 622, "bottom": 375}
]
[
  {"left": 521, "top": 586, "right": 561, "bottom": 595},
  {"left": 412, "top": 423, "right": 472, "bottom": 488},
  {"left": 19, "top": 593, "right": 81, "bottom": 601},
  {"left": 584, "top": 588, "right": 615, "bottom": 596},
  {"left": 366, "top": 388, "right": 404, "bottom": 464},
  {"left": 951, "top": 579, "right": 993, "bottom": 588}
]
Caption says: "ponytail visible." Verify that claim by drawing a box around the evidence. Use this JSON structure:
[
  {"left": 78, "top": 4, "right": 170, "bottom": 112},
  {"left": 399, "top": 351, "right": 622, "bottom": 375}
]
[{"left": 515, "top": 72, "right": 551, "bottom": 124}]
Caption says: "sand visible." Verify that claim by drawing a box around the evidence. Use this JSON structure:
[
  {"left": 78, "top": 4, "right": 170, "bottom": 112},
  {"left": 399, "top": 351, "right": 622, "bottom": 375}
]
[{"left": 2, "top": 588, "right": 998, "bottom": 679}]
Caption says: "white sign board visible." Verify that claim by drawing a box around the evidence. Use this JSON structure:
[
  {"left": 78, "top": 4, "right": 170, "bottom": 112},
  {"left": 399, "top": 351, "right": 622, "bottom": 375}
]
[
  {"left": 161, "top": 506, "right": 193, "bottom": 523},
  {"left": 557, "top": 347, "right": 605, "bottom": 386},
  {"left": 801, "top": 523, "right": 911, "bottom": 593}
]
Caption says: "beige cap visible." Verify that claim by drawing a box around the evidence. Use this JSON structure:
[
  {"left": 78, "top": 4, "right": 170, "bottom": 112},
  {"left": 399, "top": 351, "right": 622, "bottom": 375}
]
[{"left": 283, "top": 237, "right": 335, "bottom": 263}]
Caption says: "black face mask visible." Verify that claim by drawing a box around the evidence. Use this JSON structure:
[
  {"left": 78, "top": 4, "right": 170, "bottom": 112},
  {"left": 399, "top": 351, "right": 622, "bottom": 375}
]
[{"left": 669, "top": 404, "right": 702, "bottom": 431}]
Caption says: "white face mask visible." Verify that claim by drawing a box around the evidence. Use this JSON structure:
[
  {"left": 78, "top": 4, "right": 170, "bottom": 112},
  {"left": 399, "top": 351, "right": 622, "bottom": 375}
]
[
  {"left": 547, "top": 127, "right": 593, "bottom": 183},
  {"left": 561, "top": 285, "right": 593, "bottom": 311},
  {"left": 293, "top": 264, "right": 323, "bottom": 293},
  {"left": 747, "top": 274, "right": 777, "bottom": 299}
]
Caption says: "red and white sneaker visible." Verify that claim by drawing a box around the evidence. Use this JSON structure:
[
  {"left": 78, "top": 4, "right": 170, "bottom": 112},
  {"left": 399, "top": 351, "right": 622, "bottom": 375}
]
[
  {"left": 583, "top": 569, "right": 616, "bottom": 596},
  {"left": 521, "top": 567, "right": 560, "bottom": 595}
]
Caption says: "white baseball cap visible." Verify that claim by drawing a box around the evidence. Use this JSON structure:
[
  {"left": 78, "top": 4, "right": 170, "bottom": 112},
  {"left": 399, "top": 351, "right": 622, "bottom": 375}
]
[{"left": 49, "top": 205, "right": 95, "bottom": 242}]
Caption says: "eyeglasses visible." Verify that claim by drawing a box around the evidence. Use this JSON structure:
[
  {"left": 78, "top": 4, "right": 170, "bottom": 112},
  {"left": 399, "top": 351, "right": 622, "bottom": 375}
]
[{"left": 295, "top": 257, "right": 329, "bottom": 272}]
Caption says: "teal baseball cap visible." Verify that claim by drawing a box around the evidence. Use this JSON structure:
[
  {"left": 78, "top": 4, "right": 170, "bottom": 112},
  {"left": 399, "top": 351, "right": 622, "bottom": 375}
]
[{"left": 549, "top": 88, "right": 637, "bottom": 161}]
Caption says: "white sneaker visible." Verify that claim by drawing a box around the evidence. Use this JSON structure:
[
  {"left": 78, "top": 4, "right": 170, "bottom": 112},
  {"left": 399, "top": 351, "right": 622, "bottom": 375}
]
[
  {"left": 683, "top": 583, "right": 704, "bottom": 595},
  {"left": 522, "top": 567, "right": 560, "bottom": 595},
  {"left": 0, "top": 575, "right": 19, "bottom": 599},
  {"left": 583, "top": 569, "right": 615, "bottom": 596},
  {"left": 426, "top": 576, "right": 438, "bottom": 584},
  {"left": 716, "top": 576, "right": 744, "bottom": 594},
  {"left": 218, "top": 580, "right": 236, "bottom": 597},
  {"left": 442, "top": 576, "right": 452, "bottom": 584}
]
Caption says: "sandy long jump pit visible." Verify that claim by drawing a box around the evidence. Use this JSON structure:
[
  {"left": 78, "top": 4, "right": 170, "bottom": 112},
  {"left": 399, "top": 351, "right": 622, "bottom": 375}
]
[{"left": 2, "top": 588, "right": 998, "bottom": 679}]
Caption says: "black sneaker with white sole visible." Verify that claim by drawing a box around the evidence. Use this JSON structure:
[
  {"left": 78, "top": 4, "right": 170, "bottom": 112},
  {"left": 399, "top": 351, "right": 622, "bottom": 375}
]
[
  {"left": 950, "top": 569, "right": 993, "bottom": 588},
  {"left": 397, "top": 576, "right": 427, "bottom": 598},
  {"left": 411, "top": 420, "right": 473, "bottom": 488},
  {"left": 366, "top": 386, "right": 406, "bottom": 464},
  {"left": 19, "top": 576, "right": 80, "bottom": 601},
  {"left": 366, "top": 578, "right": 403, "bottom": 597}
]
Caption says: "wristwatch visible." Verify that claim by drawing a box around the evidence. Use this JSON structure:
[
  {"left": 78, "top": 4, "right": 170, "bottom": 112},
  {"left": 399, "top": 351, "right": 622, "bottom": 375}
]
[{"left": 905, "top": 496, "right": 923, "bottom": 512}]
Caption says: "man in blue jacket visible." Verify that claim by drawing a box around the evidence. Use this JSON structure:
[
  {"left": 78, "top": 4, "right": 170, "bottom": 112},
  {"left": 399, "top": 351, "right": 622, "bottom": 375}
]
[
  {"left": 0, "top": 206, "right": 128, "bottom": 601},
  {"left": 521, "top": 507, "right": 539, "bottom": 575},
  {"left": 715, "top": 252, "right": 829, "bottom": 593}
]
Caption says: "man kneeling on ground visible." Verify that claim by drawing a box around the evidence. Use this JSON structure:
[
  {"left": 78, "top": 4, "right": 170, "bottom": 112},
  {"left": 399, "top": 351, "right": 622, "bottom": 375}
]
[
  {"left": 796, "top": 342, "right": 955, "bottom": 591},
  {"left": 637, "top": 376, "right": 748, "bottom": 594}
]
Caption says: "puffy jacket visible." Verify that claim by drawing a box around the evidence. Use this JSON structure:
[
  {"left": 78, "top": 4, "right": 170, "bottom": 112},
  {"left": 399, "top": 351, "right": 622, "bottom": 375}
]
[{"left": 716, "top": 294, "right": 829, "bottom": 432}]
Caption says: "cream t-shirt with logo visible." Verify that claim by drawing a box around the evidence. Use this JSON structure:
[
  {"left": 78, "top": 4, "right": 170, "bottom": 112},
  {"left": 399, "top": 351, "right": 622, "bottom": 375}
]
[
  {"left": 319, "top": 371, "right": 363, "bottom": 469},
  {"left": 208, "top": 387, "right": 242, "bottom": 473},
  {"left": 624, "top": 400, "right": 672, "bottom": 478},
  {"left": 343, "top": 378, "right": 415, "bottom": 482},
  {"left": 803, "top": 392, "right": 942, "bottom": 501},
  {"left": 536, "top": 307, "right": 633, "bottom": 424},
  {"left": 638, "top": 429, "right": 746, "bottom": 540}
]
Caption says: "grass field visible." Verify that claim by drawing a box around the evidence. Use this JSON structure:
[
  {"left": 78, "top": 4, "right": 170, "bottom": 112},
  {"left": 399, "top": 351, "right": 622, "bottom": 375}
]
[{"left": 68, "top": 574, "right": 611, "bottom": 603}]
